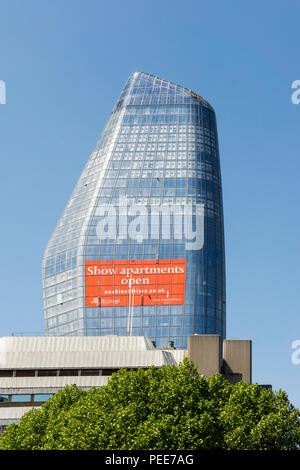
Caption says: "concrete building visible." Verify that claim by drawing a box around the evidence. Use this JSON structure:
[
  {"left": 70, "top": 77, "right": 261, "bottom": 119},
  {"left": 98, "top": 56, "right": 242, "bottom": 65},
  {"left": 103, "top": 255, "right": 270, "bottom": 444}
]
[{"left": 0, "top": 334, "right": 252, "bottom": 433}]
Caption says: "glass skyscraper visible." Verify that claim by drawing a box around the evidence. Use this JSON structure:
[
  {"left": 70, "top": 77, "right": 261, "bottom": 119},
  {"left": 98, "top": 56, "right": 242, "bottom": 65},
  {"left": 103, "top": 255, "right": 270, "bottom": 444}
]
[{"left": 42, "top": 71, "right": 226, "bottom": 348}]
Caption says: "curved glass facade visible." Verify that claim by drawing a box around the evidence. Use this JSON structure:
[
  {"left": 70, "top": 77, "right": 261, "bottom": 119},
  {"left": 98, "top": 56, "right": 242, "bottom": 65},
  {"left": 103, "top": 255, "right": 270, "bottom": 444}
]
[{"left": 42, "top": 72, "right": 226, "bottom": 348}]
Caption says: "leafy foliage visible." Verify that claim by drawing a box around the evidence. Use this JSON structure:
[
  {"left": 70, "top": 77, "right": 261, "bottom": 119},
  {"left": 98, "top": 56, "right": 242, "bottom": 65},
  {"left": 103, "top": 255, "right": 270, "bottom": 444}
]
[{"left": 0, "top": 359, "right": 299, "bottom": 450}]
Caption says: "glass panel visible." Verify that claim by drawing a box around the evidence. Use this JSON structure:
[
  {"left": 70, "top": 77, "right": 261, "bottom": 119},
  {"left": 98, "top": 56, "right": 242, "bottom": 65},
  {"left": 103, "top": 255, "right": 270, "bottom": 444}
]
[
  {"left": 59, "top": 370, "right": 79, "bottom": 376},
  {"left": 102, "top": 369, "right": 118, "bottom": 376},
  {"left": 34, "top": 394, "right": 53, "bottom": 402},
  {"left": 0, "top": 371, "right": 13, "bottom": 377},
  {"left": 81, "top": 369, "right": 100, "bottom": 376},
  {"left": 37, "top": 370, "right": 58, "bottom": 377},
  {"left": 11, "top": 394, "right": 31, "bottom": 402},
  {"left": 15, "top": 370, "right": 35, "bottom": 377}
]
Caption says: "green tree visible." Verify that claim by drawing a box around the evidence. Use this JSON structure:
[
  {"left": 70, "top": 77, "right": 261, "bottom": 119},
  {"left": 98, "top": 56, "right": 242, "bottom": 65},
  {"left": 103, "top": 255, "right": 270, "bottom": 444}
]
[{"left": 0, "top": 359, "right": 299, "bottom": 450}]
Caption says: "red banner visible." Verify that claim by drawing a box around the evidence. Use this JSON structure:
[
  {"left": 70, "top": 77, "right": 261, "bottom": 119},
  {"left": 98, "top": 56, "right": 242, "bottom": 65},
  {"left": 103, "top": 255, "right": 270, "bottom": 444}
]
[{"left": 85, "top": 259, "right": 186, "bottom": 307}]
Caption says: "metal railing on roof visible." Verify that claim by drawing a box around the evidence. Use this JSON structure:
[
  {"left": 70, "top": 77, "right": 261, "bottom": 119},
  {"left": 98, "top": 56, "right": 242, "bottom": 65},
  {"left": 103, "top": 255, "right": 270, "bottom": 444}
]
[{"left": 10, "top": 333, "right": 45, "bottom": 337}]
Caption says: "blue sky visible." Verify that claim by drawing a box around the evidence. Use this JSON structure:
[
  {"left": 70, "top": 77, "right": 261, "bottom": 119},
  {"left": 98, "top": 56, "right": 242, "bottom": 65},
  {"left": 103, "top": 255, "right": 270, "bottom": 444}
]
[{"left": 0, "top": 0, "right": 300, "bottom": 406}]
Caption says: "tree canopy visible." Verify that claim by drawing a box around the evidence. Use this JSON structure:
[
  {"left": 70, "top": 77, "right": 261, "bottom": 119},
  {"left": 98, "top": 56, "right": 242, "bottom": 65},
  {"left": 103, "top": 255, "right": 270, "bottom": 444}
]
[{"left": 0, "top": 359, "right": 299, "bottom": 450}]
